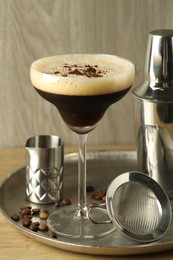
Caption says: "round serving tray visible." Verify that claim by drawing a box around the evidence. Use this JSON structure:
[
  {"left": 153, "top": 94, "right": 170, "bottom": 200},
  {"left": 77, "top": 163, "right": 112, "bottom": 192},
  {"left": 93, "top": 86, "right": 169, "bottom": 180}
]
[{"left": 0, "top": 150, "right": 173, "bottom": 256}]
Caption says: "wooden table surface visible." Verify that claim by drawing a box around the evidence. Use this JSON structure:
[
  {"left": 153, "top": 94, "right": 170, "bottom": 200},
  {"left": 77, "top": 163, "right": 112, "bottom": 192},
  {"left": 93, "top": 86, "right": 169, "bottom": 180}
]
[{"left": 1, "top": 146, "right": 173, "bottom": 260}]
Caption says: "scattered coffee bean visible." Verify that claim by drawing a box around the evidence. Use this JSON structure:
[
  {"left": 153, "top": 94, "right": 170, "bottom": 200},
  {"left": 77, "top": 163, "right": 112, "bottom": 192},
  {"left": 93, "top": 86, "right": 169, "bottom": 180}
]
[
  {"left": 41, "top": 209, "right": 49, "bottom": 214},
  {"left": 32, "top": 208, "right": 40, "bottom": 215},
  {"left": 54, "top": 198, "right": 71, "bottom": 207},
  {"left": 22, "top": 214, "right": 33, "bottom": 219},
  {"left": 38, "top": 224, "right": 48, "bottom": 231},
  {"left": 90, "top": 191, "right": 96, "bottom": 197},
  {"left": 21, "top": 208, "right": 31, "bottom": 216},
  {"left": 20, "top": 206, "right": 32, "bottom": 210},
  {"left": 11, "top": 213, "right": 20, "bottom": 222},
  {"left": 62, "top": 198, "right": 71, "bottom": 206},
  {"left": 33, "top": 221, "right": 40, "bottom": 226},
  {"left": 95, "top": 193, "right": 104, "bottom": 200},
  {"left": 39, "top": 210, "right": 49, "bottom": 220},
  {"left": 54, "top": 200, "right": 62, "bottom": 207},
  {"left": 29, "top": 223, "right": 38, "bottom": 232},
  {"left": 15, "top": 186, "right": 107, "bottom": 237},
  {"left": 23, "top": 218, "right": 32, "bottom": 227},
  {"left": 48, "top": 230, "right": 57, "bottom": 238},
  {"left": 91, "top": 189, "right": 106, "bottom": 200}
]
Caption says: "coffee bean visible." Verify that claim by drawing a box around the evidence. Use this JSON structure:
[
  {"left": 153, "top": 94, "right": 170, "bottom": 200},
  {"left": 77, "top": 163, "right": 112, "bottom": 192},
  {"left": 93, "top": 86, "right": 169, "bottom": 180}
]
[
  {"left": 90, "top": 191, "right": 97, "bottom": 197},
  {"left": 32, "top": 208, "right": 40, "bottom": 215},
  {"left": 48, "top": 230, "right": 57, "bottom": 238},
  {"left": 20, "top": 206, "right": 32, "bottom": 210},
  {"left": 94, "top": 192, "right": 104, "bottom": 200},
  {"left": 23, "top": 218, "right": 32, "bottom": 227},
  {"left": 33, "top": 221, "right": 40, "bottom": 226},
  {"left": 62, "top": 198, "right": 71, "bottom": 206},
  {"left": 11, "top": 213, "right": 20, "bottom": 222},
  {"left": 38, "top": 224, "right": 48, "bottom": 231},
  {"left": 39, "top": 210, "right": 49, "bottom": 220},
  {"left": 29, "top": 223, "right": 38, "bottom": 232},
  {"left": 39, "top": 212, "right": 49, "bottom": 219},
  {"left": 21, "top": 208, "right": 31, "bottom": 216},
  {"left": 54, "top": 200, "right": 62, "bottom": 207},
  {"left": 22, "top": 214, "right": 33, "bottom": 219},
  {"left": 40, "top": 209, "right": 49, "bottom": 214},
  {"left": 91, "top": 189, "right": 106, "bottom": 200}
]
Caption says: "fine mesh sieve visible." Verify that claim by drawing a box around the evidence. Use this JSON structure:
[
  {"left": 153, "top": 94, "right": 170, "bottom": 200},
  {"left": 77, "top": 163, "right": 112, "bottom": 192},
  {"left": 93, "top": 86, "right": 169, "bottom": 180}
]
[{"left": 89, "top": 172, "right": 172, "bottom": 242}]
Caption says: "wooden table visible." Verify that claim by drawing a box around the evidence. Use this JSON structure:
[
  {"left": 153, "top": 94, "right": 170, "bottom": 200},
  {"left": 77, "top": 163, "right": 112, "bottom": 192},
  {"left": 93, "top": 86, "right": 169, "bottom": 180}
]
[{"left": 1, "top": 147, "right": 173, "bottom": 260}]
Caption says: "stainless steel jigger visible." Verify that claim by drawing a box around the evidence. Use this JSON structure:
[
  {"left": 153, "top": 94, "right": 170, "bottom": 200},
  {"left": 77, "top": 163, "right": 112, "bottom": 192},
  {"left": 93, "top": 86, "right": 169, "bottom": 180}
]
[
  {"left": 25, "top": 135, "right": 64, "bottom": 204},
  {"left": 133, "top": 29, "right": 173, "bottom": 198}
]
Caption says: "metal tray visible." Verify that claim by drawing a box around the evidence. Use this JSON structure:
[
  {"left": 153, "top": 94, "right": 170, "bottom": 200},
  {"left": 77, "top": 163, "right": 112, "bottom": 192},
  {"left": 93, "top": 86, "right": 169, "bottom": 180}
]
[{"left": 1, "top": 150, "right": 173, "bottom": 256}]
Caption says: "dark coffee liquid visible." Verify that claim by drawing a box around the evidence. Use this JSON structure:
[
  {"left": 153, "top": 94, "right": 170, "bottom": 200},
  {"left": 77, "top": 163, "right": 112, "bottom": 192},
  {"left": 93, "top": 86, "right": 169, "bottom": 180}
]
[{"left": 35, "top": 87, "right": 131, "bottom": 127}]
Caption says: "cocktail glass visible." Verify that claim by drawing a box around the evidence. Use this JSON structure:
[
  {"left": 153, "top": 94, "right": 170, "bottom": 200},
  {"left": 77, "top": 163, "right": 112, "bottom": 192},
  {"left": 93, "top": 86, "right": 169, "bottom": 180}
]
[{"left": 30, "top": 54, "right": 135, "bottom": 239}]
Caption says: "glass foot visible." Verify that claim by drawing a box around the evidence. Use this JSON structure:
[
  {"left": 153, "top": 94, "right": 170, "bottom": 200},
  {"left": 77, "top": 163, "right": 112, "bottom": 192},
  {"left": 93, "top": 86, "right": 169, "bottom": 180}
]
[{"left": 47, "top": 206, "right": 115, "bottom": 239}]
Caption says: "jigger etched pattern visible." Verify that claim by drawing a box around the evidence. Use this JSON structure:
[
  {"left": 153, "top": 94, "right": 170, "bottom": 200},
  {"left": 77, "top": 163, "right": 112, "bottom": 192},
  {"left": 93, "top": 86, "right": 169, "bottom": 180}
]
[
  {"left": 25, "top": 135, "right": 64, "bottom": 204},
  {"left": 26, "top": 165, "right": 63, "bottom": 204}
]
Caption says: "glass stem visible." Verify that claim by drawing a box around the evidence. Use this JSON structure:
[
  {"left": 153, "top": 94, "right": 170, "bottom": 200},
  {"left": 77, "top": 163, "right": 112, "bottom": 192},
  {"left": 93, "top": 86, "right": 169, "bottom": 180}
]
[{"left": 75, "top": 133, "right": 88, "bottom": 219}]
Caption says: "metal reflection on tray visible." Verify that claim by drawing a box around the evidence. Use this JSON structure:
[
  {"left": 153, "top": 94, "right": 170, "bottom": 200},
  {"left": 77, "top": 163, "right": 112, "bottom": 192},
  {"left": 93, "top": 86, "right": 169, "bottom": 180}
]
[
  {"left": 1, "top": 150, "right": 173, "bottom": 256},
  {"left": 88, "top": 171, "right": 172, "bottom": 243}
]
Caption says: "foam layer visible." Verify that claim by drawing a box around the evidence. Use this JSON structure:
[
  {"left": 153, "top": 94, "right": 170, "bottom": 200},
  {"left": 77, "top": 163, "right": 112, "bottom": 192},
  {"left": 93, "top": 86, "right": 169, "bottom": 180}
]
[{"left": 30, "top": 54, "right": 135, "bottom": 96}]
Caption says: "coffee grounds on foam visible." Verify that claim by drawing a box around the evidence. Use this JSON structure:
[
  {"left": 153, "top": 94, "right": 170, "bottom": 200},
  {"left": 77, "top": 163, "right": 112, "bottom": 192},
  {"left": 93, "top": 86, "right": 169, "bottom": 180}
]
[{"left": 50, "top": 63, "right": 107, "bottom": 78}]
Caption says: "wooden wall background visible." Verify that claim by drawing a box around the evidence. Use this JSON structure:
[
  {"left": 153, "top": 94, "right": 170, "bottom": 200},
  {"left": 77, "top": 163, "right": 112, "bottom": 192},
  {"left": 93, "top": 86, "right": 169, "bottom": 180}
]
[{"left": 0, "top": 0, "right": 173, "bottom": 148}]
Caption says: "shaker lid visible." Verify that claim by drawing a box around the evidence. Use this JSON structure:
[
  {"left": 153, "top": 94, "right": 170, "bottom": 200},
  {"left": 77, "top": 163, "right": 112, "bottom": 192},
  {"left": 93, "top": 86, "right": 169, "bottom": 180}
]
[
  {"left": 132, "top": 82, "right": 173, "bottom": 101},
  {"left": 106, "top": 171, "right": 172, "bottom": 242},
  {"left": 133, "top": 29, "right": 173, "bottom": 101}
]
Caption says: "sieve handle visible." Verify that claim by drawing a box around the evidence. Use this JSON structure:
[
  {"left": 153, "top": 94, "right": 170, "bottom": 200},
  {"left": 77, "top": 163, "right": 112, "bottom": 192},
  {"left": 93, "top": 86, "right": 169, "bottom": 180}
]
[{"left": 88, "top": 204, "right": 112, "bottom": 224}]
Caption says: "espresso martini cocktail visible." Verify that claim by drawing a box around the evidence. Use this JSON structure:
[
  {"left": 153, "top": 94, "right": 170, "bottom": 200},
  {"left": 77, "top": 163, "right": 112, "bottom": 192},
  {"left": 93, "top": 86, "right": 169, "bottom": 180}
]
[
  {"left": 31, "top": 54, "right": 134, "bottom": 133},
  {"left": 30, "top": 54, "right": 135, "bottom": 239}
]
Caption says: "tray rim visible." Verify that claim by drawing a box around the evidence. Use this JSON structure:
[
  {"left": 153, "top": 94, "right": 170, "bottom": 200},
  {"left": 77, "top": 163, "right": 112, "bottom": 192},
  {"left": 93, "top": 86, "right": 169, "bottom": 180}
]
[{"left": 0, "top": 149, "right": 173, "bottom": 256}]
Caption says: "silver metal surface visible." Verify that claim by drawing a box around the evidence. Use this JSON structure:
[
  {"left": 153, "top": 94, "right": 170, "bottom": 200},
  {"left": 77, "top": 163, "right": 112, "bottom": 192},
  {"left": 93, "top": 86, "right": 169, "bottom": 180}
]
[
  {"left": 25, "top": 135, "right": 64, "bottom": 204},
  {"left": 1, "top": 150, "right": 173, "bottom": 255},
  {"left": 136, "top": 113, "right": 173, "bottom": 198},
  {"left": 133, "top": 30, "right": 173, "bottom": 198},
  {"left": 133, "top": 29, "right": 173, "bottom": 101},
  {"left": 106, "top": 172, "right": 172, "bottom": 242}
]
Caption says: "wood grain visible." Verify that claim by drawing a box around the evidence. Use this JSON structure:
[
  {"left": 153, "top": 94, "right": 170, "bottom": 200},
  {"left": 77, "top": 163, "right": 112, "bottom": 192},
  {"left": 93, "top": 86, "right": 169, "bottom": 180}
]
[{"left": 1, "top": 0, "right": 173, "bottom": 147}]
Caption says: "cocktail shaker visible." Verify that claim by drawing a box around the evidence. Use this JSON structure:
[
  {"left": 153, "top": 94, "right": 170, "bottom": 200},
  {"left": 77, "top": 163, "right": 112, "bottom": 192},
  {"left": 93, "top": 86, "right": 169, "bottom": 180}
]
[{"left": 133, "top": 29, "right": 173, "bottom": 198}]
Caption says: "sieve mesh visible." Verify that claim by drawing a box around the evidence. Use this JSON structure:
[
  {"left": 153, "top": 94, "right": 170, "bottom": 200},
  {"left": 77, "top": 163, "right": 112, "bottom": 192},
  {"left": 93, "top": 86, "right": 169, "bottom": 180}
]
[
  {"left": 112, "top": 183, "right": 162, "bottom": 235},
  {"left": 89, "top": 172, "right": 172, "bottom": 242}
]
